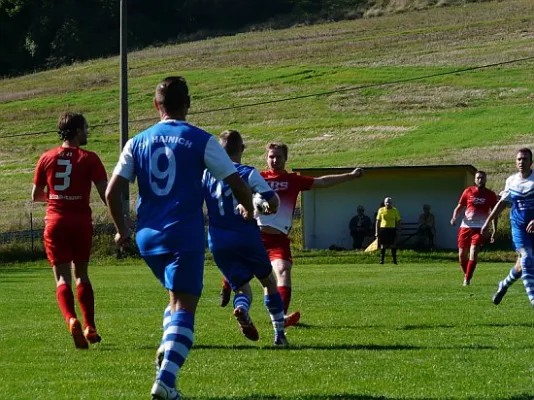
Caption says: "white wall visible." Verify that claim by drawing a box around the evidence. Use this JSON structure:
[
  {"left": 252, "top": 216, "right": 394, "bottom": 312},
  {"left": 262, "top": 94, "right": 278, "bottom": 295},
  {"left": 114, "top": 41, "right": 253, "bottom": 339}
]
[{"left": 301, "top": 173, "right": 467, "bottom": 250}]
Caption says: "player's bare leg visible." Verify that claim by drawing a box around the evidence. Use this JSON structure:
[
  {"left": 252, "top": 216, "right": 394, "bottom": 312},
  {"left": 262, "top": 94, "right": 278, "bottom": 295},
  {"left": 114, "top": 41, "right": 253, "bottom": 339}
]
[
  {"left": 464, "top": 245, "right": 480, "bottom": 286},
  {"left": 219, "top": 277, "right": 232, "bottom": 307},
  {"left": 232, "top": 283, "right": 259, "bottom": 341},
  {"left": 73, "top": 260, "right": 100, "bottom": 344},
  {"left": 258, "top": 271, "right": 288, "bottom": 346},
  {"left": 53, "top": 263, "right": 88, "bottom": 349},
  {"left": 458, "top": 247, "right": 469, "bottom": 285},
  {"left": 272, "top": 259, "right": 300, "bottom": 327}
]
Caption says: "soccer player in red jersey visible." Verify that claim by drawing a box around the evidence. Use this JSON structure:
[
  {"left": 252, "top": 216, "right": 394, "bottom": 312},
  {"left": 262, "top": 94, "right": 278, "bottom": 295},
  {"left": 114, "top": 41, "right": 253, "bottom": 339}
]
[
  {"left": 450, "top": 170, "right": 498, "bottom": 286},
  {"left": 222, "top": 141, "right": 363, "bottom": 327},
  {"left": 32, "top": 112, "right": 108, "bottom": 349}
]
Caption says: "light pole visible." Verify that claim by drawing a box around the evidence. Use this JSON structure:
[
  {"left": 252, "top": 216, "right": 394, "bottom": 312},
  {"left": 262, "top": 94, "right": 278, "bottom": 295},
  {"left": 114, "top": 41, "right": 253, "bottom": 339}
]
[{"left": 120, "top": 0, "right": 129, "bottom": 214}]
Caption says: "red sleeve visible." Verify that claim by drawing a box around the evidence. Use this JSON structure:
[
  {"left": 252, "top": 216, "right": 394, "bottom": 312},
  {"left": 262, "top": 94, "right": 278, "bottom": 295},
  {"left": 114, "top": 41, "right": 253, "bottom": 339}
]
[
  {"left": 90, "top": 153, "right": 108, "bottom": 183},
  {"left": 33, "top": 154, "right": 48, "bottom": 186},
  {"left": 297, "top": 174, "right": 315, "bottom": 191},
  {"left": 459, "top": 188, "right": 469, "bottom": 206}
]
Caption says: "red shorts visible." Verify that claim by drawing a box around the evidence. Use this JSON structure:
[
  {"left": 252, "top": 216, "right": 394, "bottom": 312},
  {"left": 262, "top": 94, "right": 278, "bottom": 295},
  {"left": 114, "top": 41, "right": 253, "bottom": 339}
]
[
  {"left": 458, "top": 227, "right": 484, "bottom": 249},
  {"left": 260, "top": 232, "right": 292, "bottom": 263},
  {"left": 44, "top": 218, "right": 93, "bottom": 265}
]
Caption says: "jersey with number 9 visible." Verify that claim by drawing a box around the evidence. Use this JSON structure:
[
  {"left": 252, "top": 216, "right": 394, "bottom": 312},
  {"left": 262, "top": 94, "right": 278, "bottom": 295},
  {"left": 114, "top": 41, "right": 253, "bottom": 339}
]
[
  {"left": 112, "top": 120, "right": 237, "bottom": 256},
  {"left": 33, "top": 146, "right": 107, "bottom": 220}
]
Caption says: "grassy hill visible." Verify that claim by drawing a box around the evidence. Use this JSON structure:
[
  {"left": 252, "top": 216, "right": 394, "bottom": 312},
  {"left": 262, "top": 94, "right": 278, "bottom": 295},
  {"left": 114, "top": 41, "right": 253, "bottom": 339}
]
[{"left": 0, "top": 0, "right": 533, "bottom": 233}]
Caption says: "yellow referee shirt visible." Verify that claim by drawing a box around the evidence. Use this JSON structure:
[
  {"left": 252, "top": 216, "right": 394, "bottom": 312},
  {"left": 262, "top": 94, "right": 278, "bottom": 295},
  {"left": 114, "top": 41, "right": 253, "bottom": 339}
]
[{"left": 376, "top": 207, "right": 401, "bottom": 228}]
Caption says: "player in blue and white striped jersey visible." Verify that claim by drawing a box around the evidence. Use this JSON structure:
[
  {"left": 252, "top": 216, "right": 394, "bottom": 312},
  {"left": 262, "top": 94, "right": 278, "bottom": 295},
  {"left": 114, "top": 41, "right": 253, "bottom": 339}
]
[
  {"left": 106, "top": 77, "right": 254, "bottom": 400},
  {"left": 203, "top": 130, "right": 288, "bottom": 346},
  {"left": 482, "top": 148, "right": 534, "bottom": 307}
]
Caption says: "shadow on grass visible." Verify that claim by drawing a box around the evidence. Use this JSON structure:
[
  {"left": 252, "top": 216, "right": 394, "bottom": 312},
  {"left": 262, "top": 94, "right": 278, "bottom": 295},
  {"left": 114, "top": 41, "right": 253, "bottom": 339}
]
[
  {"left": 188, "top": 395, "right": 534, "bottom": 400},
  {"left": 194, "top": 342, "right": 496, "bottom": 351},
  {"left": 189, "top": 395, "right": 390, "bottom": 400}
]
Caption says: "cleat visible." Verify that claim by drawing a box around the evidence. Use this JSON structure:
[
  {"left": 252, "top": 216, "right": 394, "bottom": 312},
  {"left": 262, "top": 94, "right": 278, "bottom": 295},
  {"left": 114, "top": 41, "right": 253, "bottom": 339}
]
[
  {"left": 233, "top": 307, "right": 259, "bottom": 341},
  {"left": 284, "top": 311, "right": 301, "bottom": 328},
  {"left": 492, "top": 285, "right": 508, "bottom": 305},
  {"left": 155, "top": 345, "right": 165, "bottom": 375},
  {"left": 69, "top": 318, "right": 89, "bottom": 350},
  {"left": 274, "top": 334, "right": 289, "bottom": 347},
  {"left": 84, "top": 326, "right": 102, "bottom": 344},
  {"left": 463, "top": 279, "right": 470, "bottom": 287},
  {"left": 220, "top": 285, "right": 232, "bottom": 308},
  {"left": 151, "top": 380, "right": 180, "bottom": 400}
]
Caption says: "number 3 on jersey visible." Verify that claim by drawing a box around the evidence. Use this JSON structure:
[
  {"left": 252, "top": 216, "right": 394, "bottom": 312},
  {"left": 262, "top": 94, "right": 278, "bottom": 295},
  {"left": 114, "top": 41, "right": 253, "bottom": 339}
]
[
  {"left": 54, "top": 159, "right": 72, "bottom": 191},
  {"left": 150, "top": 146, "right": 176, "bottom": 196}
]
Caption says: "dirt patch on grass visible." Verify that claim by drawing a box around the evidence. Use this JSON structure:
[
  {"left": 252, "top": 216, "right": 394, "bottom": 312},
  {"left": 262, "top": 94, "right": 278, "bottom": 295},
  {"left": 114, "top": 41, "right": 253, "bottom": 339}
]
[{"left": 329, "top": 84, "right": 494, "bottom": 114}]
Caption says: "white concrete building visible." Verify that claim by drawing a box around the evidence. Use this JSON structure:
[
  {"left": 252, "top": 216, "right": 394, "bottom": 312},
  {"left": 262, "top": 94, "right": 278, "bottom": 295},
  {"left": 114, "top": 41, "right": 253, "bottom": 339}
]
[{"left": 293, "top": 165, "right": 478, "bottom": 250}]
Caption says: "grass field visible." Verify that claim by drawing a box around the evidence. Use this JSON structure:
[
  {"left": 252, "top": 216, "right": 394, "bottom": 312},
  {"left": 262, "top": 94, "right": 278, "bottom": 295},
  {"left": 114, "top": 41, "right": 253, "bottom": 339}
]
[
  {"left": 0, "top": 0, "right": 533, "bottom": 232},
  {"left": 2, "top": 256, "right": 534, "bottom": 399}
]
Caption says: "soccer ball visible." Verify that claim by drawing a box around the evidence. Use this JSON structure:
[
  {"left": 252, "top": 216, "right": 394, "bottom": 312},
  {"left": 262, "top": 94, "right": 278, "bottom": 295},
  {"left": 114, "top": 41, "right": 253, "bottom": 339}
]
[{"left": 253, "top": 193, "right": 268, "bottom": 214}]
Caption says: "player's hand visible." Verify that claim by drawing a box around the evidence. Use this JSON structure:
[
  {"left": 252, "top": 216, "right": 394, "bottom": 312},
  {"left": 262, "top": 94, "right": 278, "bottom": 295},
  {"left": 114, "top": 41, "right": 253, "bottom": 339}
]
[
  {"left": 114, "top": 228, "right": 131, "bottom": 247},
  {"left": 351, "top": 168, "right": 363, "bottom": 178},
  {"left": 527, "top": 219, "right": 534, "bottom": 233},
  {"left": 236, "top": 204, "right": 254, "bottom": 221},
  {"left": 261, "top": 203, "right": 276, "bottom": 215},
  {"left": 450, "top": 218, "right": 456, "bottom": 226},
  {"left": 490, "top": 234, "right": 496, "bottom": 244}
]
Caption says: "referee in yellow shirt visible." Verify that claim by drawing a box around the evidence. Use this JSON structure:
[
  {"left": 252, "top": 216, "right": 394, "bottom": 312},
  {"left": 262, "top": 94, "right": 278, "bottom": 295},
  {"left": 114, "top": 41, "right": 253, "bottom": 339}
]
[{"left": 375, "top": 197, "right": 401, "bottom": 264}]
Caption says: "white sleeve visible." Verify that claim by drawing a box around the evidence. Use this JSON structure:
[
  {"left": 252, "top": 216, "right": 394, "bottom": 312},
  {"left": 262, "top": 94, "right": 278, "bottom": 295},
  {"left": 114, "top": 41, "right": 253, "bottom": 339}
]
[
  {"left": 500, "top": 177, "right": 512, "bottom": 203},
  {"left": 204, "top": 136, "right": 237, "bottom": 180},
  {"left": 248, "top": 168, "right": 274, "bottom": 196},
  {"left": 112, "top": 139, "right": 136, "bottom": 183}
]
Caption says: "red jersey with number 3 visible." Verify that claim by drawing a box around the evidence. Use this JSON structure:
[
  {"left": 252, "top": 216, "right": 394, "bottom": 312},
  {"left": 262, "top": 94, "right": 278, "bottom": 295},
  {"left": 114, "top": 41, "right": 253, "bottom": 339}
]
[
  {"left": 256, "top": 170, "right": 314, "bottom": 235},
  {"left": 33, "top": 146, "right": 107, "bottom": 221},
  {"left": 459, "top": 186, "right": 498, "bottom": 228}
]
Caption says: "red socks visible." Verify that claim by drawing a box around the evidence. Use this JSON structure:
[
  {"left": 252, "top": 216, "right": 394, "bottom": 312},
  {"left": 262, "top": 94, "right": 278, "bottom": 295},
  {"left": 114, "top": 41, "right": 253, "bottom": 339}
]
[
  {"left": 77, "top": 282, "right": 96, "bottom": 329},
  {"left": 466, "top": 260, "right": 477, "bottom": 281},
  {"left": 56, "top": 283, "right": 76, "bottom": 324},
  {"left": 278, "top": 286, "right": 292, "bottom": 314}
]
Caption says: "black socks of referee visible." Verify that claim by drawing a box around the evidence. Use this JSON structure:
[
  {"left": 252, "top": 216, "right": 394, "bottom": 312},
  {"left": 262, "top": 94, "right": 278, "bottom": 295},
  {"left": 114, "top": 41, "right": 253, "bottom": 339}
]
[{"left": 380, "top": 248, "right": 397, "bottom": 264}]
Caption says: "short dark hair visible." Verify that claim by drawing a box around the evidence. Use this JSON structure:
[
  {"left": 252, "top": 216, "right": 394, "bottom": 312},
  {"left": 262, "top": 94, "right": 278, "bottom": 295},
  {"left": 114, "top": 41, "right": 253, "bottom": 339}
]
[
  {"left": 267, "top": 141, "right": 288, "bottom": 159},
  {"left": 219, "top": 130, "right": 244, "bottom": 156},
  {"left": 518, "top": 148, "right": 533, "bottom": 161},
  {"left": 155, "top": 76, "right": 190, "bottom": 114},
  {"left": 475, "top": 170, "right": 487, "bottom": 177},
  {"left": 57, "top": 112, "right": 86, "bottom": 141}
]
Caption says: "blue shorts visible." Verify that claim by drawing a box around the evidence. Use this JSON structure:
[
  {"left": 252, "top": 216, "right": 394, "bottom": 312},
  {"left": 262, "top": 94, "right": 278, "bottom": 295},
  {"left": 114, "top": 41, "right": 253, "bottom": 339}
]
[
  {"left": 143, "top": 251, "right": 205, "bottom": 296},
  {"left": 512, "top": 226, "right": 534, "bottom": 252},
  {"left": 209, "top": 228, "right": 272, "bottom": 291}
]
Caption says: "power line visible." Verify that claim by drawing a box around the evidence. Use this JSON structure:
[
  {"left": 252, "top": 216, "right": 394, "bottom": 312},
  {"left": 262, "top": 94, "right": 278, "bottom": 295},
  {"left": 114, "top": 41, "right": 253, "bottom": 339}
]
[{"left": 1, "top": 55, "right": 533, "bottom": 140}]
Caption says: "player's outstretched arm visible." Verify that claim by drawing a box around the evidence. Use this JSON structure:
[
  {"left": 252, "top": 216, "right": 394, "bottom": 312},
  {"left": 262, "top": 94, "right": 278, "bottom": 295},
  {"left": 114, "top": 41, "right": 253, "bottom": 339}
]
[
  {"left": 31, "top": 184, "right": 47, "bottom": 202},
  {"left": 312, "top": 168, "right": 363, "bottom": 189},
  {"left": 105, "top": 174, "right": 131, "bottom": 245},
  {"left": 225, "top": 173, "right": 254, "bottom": 220}
]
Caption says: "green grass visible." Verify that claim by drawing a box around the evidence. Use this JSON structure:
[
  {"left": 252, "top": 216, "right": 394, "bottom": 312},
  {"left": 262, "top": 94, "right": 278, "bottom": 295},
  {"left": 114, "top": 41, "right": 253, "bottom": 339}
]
[
  {"left": 1, "top": 256, "right": 534, "bottom": 399},
  {"left": 0, "top": 0, "right": 533, "bottom": 231}
]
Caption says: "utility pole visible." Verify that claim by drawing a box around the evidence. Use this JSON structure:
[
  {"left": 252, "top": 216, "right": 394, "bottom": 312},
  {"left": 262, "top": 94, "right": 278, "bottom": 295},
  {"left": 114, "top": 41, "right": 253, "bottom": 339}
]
[{"left": 120, "top": 0, "right": 129, "bottom": 215}]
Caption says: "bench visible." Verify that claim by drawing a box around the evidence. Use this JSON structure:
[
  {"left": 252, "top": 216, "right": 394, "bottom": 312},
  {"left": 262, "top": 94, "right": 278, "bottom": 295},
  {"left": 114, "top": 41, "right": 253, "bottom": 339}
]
[{"left": 397, "top": 222, "right": 420, "bottom": 247}]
